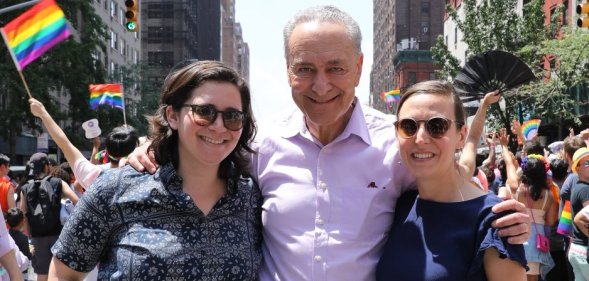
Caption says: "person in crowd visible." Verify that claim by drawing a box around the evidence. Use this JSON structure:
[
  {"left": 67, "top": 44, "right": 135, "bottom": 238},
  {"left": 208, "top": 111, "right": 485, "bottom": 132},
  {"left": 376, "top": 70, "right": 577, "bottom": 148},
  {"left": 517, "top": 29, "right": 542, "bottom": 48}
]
[
  {"left": 0, "top": 210, "right": 25, "bottom": 281},
  {"left": 6, "top": 208, "right": 32, "bottom": 262},
  {"left": 567, "top": 147, "right": 589, "bottom": 281},
  {"left": 500, "top": 129, "right": 558, "bottom": 281},
  {"left": 49, "top": 60, "right": 262, "bottom": 280},
  {"left": 0, "top": 154, "right": 16, "bottom": 217},
  {"left": 546, "top": 157, "right": 570, "bottom": 281},
  {"left": 29, "top": 99, "right": 139, "bottom": 193},
  {"left": 126, "top": 5, "right": 531, "bottom": 280},
  {"left": 18, "top": 153, "right": 79, "bottom": 281},
  {"left": 376, "top": 82, "right": 526, "bottom": 280}
]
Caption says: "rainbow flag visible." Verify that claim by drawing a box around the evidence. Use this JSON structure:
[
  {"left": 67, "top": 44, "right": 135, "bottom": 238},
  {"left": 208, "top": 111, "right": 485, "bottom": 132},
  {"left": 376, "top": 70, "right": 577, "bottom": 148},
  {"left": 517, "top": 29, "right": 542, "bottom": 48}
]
[
  {"left": 521, "top": 119, "right": 541, "bottom": 140},
  {"left": 557, "top": 200, "right": 573, "bottom": 236},
  {"left": 89, "top": 84, "right": 124, "bottom": 110},
  {"left": 0, "top": 0, "right": 71, "bottom": 71},
  {"left": 380, "top": 89, "right": 401, "bottom": 103}
]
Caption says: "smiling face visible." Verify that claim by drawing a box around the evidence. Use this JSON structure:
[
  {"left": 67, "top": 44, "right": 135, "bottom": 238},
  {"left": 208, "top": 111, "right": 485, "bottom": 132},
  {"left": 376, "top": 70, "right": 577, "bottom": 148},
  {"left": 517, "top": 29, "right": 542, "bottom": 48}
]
[
  {"left": 167, "top": 81, "right": 243, "bottom": 169},
  {"left": 286, "top": 21, "right": 363, "bottom": 140},
  {"left": 397, "top": 93, "right": 467, "bottom": 180}
]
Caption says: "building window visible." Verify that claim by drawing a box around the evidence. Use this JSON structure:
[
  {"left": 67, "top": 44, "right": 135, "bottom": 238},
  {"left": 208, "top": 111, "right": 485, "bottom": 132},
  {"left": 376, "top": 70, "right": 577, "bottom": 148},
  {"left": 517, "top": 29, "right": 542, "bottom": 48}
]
[
  {"left": 147, "top": 3, "right": 174, "bottom": 18},
  {"left": 148, "top": 51, "right": 174, "bottom": 66},
  {"left": 120, "top": 38, "right": 126, "bottom": 56},
  {"left": 111, "top": 30, "right": 118, "bottom": 50},
  {"left": 421, "top": 21, "right": 429, "bottom": 35},
  {"left": 147, "top": 26, "right": 174, "bottom": 43},
  {"left": 110, "top": 0, "right": 117, "bottom": 18},
  {"left": 421, "top": 1, "right": 430, "bottom": 14},
  {"left": 408, "top": 72, "right": 417, "bottom": 85},
  {"left": 429, "top": 72, "right": 436, "bottom": 80},
  {"left": 119, "top": 8, "right": 125, "bottom": 25}
]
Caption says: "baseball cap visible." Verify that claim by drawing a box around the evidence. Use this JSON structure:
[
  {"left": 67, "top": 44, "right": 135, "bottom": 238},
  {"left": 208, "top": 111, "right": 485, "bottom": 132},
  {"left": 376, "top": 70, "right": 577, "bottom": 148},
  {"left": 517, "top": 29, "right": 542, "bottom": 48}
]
[{"left": 28, "top": 152, "right": 49, "bottom": 175}]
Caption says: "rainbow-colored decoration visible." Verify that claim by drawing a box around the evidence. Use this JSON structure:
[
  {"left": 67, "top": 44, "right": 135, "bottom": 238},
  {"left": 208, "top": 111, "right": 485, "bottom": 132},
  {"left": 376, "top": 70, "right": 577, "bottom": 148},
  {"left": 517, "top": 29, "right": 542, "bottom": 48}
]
[
  {"left": 89, "top": 84, "right": 124, "bottom": 110},
  {"left": 521, "top": 119, "right": 541, "bottom": 140},
  {"left": 0, "top": 0, "right": 71, "bottom": 71},
  {"left": 380, "top": 89, "right": 401, "bottom": 104},
  {"left": 557, "top": 200, "right": 573, "bottom": 236}
]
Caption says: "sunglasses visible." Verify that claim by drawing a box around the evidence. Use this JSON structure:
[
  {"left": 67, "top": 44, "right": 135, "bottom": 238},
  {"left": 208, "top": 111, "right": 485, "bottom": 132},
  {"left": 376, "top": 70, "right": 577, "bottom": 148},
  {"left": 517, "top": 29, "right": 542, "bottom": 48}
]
[
  {"left": 182, "top": 104, "right": 245, "bottom": 131},
  {"left": 394, "top": 117, "right": 459, "bottom": 139}
]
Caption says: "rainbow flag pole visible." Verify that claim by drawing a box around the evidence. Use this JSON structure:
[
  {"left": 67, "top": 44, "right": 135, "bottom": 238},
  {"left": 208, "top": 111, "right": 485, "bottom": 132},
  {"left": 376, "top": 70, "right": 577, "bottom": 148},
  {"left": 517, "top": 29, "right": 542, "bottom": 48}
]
[{"left": 0, "top": 0, "right": 71, "bottom": 99}]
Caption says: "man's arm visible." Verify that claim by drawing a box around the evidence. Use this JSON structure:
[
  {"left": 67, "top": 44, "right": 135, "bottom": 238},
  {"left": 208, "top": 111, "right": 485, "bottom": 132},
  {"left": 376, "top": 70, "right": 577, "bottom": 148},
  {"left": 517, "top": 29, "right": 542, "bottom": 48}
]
[
  {"left": 573, "top": 203, "right": 589, "bottom": 237},
  {"left": 125, "top": 140, "right": 158, "bottom": 174}
]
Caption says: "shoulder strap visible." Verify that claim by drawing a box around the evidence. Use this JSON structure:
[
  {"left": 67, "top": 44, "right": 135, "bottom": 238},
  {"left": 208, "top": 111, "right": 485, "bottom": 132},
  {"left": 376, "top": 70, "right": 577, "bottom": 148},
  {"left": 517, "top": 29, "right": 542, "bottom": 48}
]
[
  {"left": 524, "top": 192, "right": 541, "bottom": 234},
  {"left": 541, "top": 189, "right": 548, "bottom": 211}
]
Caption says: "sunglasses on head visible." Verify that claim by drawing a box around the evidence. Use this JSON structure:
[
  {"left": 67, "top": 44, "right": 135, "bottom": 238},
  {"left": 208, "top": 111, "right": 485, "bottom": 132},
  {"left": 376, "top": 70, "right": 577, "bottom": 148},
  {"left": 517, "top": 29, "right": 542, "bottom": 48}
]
[
  {"left": 182, "top": 104, "right": 245, "bottom": 131},
  {"left": 394, "top": 116, "right": 459, "bottom": 139}
]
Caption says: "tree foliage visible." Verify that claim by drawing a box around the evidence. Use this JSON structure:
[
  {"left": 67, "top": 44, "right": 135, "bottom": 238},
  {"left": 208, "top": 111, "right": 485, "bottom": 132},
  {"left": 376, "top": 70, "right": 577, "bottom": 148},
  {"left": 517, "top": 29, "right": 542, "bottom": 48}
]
[
  {"left": 0, "top": 0, "right": 107, "bottom": 158},
  {"left": 432, "top": 0, "right": 588, "bottom": 142}
]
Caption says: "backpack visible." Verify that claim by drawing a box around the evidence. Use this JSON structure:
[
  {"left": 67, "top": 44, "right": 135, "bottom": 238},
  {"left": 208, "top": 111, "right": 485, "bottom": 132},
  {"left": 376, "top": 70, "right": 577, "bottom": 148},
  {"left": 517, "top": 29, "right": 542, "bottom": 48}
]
[{"left": 22, "top": 176, "right": 63, "bottom": 237}]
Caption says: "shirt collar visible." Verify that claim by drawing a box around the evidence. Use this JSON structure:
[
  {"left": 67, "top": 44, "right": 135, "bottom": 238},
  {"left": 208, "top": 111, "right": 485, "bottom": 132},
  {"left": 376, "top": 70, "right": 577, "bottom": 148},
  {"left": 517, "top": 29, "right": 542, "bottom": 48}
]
[
  {"left": 156, "top": 162, "right": 238, "bottom": 195},
  {"left": 280, "top": 97, "right": 372, "bottom": 146}
]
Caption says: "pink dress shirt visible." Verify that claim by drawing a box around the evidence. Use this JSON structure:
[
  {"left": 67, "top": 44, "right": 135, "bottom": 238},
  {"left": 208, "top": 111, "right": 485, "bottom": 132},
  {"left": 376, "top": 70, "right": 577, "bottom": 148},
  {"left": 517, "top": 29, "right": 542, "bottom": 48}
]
[{"left": 252, "top": 99, "right": 415, "bottom": 281}]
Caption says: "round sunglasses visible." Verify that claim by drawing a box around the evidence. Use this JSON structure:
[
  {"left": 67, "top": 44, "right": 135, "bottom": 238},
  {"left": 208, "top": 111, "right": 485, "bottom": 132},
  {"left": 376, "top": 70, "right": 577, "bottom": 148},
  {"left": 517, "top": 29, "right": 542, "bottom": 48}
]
[
  {"left": 182, "top": 104, "right": 245, "bottom": 131},
  {"left": 394, "top": 116, "right": 460, "bottom": 139}
]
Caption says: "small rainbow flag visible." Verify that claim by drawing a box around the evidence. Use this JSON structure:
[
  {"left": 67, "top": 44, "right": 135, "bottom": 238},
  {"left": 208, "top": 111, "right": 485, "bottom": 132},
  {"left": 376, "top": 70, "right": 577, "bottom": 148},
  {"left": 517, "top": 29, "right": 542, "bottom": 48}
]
[
  {"left": 380, "top": 89, "right": 401, "bottom": 104},
  {"left": 557, "top": 200, "right": 573, "bottom": 236},
  {"left": 89, "top": 84, "right": 124, "bottom": 110},
  {"left": 0, "top": 0, "right": 71, "bottom": 71},
  {"left": 521, "top": 119, "right": 541, "bottom": 140}
]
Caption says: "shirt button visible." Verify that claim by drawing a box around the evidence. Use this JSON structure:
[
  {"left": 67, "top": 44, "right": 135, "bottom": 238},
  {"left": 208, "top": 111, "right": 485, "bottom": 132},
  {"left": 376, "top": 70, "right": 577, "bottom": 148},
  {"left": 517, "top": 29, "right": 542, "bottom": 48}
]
[{"left": 314, "top": 255, "right": 322, "bottom": 262}]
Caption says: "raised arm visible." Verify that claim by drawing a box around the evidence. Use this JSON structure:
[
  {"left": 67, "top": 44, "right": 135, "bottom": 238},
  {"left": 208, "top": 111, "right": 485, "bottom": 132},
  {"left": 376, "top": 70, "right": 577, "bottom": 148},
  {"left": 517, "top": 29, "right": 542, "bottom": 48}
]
[
  {"left": 458, "top": 91, "right": 501, "bottom": 179},
  {"left": 499, "top": 128, "right": 519, "bottom": 190},
  {"left": 481, "top": 132, "right": 497, "bottom": 169},
  {"left": 29, "top": 99, "right": 86, "bottom": 170}
]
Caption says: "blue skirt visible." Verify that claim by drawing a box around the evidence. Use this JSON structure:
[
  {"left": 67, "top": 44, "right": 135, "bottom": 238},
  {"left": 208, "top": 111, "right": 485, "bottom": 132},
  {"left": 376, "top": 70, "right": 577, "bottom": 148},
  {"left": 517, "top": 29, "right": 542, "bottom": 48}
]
[{"left": 523, "top": 223, "right": 555, "bottom": 278}]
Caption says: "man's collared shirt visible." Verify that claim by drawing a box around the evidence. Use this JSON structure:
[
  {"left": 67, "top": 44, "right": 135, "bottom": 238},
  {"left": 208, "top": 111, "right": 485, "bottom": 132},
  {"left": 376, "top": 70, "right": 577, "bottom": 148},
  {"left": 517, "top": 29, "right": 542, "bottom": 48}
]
[{"left": 252, "top": 98, "right": 415, "bottom": 281}]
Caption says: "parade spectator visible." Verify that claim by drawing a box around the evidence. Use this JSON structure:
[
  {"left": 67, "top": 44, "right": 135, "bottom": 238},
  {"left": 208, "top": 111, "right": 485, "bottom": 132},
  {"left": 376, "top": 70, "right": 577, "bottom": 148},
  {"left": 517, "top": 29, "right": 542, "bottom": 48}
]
[
  {"left": 127, "top": 5, "right": 531, "bottom": 280},
  {"left": 49, "top": 60, "right": 262, "bottom": 280},
  {"left": 500, "top": 129, "right": 558, "bottom": 281},
  {"left": 0, "top": 154, "right": 16, "bottom": 217},
  {"left": 567, "top": 147, "right": 589, "bottom": 281},
  {"left": 376, "top": 82, "right": 526, "bottom": 280},
  {"left": 6, "top": 208, "right": 32, "bottom": 262},
  {"left": 18, "top": 153, "right": 78, "bottom": 281}
]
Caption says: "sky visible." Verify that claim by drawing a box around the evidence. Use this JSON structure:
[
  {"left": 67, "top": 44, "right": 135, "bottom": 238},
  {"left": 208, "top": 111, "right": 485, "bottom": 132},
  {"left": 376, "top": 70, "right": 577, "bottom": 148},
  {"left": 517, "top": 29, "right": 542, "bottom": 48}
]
[{"left": 235, "top": 1, "right": 373, "bottom": 121}]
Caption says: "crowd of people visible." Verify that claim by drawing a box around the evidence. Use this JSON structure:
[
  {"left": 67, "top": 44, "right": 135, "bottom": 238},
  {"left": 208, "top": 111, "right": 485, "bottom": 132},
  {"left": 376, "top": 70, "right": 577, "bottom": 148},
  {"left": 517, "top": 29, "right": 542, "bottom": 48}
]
[{"left": 0, "top": 4, "right": 586, "bottom": 281}]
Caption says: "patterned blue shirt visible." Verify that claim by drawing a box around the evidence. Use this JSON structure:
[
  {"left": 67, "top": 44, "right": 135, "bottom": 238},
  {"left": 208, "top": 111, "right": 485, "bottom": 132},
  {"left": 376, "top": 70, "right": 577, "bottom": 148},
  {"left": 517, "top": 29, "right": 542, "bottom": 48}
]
[{"left": 52, "top": 164, "right": 263, "bottom": 280}]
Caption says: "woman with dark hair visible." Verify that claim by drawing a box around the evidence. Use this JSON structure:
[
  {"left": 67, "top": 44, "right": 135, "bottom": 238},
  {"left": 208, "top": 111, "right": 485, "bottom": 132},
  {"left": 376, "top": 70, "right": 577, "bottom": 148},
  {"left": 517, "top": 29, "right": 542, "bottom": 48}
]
[
  {"left": 500, "top": 129, "right": 558, "bottom": 281},
  {"left": 376, "top": 80, "right": 526, "bottom": 280},
  {"left": 48, "top": 60, "right": 262, "bottom": 280}
]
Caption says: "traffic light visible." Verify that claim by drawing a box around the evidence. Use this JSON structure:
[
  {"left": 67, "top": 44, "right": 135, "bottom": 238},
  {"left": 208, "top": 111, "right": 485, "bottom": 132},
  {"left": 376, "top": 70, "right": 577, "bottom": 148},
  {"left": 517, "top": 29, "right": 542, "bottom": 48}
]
[
  {"left": 578, "top": 1, "right": 589, "bottom": 28},
  {"left": 124, "top": 0, "right": 139, "bottom": 32}
]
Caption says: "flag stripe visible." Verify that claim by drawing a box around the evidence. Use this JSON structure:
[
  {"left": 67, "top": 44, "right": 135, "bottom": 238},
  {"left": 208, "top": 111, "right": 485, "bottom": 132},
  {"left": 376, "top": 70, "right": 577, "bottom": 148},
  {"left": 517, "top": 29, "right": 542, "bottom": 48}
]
[
  {"left": 89, "top": 84, "right": 122, "bottom": 93},
  {"left": 6, "top": 5, "right": 63, "bottom": 47},
  {"left": 12, "top": 16, "right": 66, "bottom": 55},
  {"left": 15, "top": 20, "right": 68, "bottom": 60},
  {"left": 17, "top": 28, "right": 70, "bottom": 69},
  {"left": 89, "top": 84, "right": 124, "bottom": 110},
  {"left": 2, "top": 0, "right": 57, "bottom": 37}
]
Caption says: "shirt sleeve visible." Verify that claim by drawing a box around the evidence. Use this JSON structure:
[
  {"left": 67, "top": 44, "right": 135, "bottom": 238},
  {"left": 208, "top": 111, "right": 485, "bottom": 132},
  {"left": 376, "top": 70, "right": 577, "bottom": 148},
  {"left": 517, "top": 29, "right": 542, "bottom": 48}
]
[
  {"left": 469, "top": 208, "right": 528, "bottom": 277},
  {"left": 73, "top": 158, "right": 102, "bottom": 189},
  {"left": 51, "top": 171, "right": 118, "bottom": 273},
  {"left": 0, "top": 212, "right": 11, "bottom": 257}
]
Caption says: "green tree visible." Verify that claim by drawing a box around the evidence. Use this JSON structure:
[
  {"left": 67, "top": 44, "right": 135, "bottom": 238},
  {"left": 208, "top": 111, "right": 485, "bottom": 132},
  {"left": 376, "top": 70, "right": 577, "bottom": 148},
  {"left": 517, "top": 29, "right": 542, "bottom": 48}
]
[
  {"left": 431, "top": 0, "right": 582, "bottom": 148},
  {"left": 0, "top": 0, "right": 107, "bottom": 159}
]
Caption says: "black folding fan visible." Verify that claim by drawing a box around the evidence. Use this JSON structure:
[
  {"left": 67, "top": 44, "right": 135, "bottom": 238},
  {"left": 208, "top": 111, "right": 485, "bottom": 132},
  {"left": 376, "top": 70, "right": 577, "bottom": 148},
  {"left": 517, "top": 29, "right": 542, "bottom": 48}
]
[{"left": 453, "top": 50, "right": 536, "bottom": 100}]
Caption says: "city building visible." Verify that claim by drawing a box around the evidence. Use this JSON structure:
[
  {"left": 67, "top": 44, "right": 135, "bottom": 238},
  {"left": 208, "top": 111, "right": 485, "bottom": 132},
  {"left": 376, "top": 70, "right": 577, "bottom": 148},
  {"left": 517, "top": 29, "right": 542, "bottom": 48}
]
[{"left": 370, "top": 0, "right": 445, "bottom": 113}]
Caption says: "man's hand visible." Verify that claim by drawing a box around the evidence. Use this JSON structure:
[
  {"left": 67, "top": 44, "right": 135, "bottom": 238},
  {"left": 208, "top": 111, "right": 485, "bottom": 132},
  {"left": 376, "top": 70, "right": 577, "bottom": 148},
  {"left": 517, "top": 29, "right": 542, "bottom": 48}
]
[
  {"left": 125, "top": 141, "right": 158, "bottom": 174},
  {"left": 491, "top": 199, "right": 530, "bottom": 244}
]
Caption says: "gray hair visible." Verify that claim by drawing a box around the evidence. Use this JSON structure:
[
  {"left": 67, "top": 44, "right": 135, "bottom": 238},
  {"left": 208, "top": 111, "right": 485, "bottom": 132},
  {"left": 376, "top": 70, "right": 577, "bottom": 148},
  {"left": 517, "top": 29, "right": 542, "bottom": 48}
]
[{"left": 283, "top": 5, "right": 362, "bottom": 59}]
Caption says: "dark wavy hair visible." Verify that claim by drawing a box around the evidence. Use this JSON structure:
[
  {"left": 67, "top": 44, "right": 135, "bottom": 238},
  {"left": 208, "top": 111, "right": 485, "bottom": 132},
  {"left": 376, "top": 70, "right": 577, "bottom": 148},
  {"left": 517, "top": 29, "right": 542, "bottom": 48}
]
[
  {"left": 521, "top": 157, "right": 548, "bottom": 201},
  {"left": 147, "top": 60, "right": 257, "bottom": 179}
]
